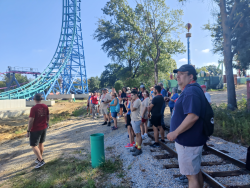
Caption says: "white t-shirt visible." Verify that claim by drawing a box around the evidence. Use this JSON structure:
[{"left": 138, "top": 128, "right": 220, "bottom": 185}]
[
  {"left": 131, "top": 98, "right": 141, "bottom": 121},
  {"left": 204, "top": 92, "right": 211, "bottom": 103},
  {"left": 140, "top": 97, "right": 150, "bottom": 119},
  {"left": 100, "top": 93, "right": 111, "bottom": 109}
]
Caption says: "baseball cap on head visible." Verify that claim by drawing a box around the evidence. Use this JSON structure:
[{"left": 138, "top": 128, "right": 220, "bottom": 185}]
[
  {"left": 140, "top": 85, "right": 145, "bottom": 88},
  {"left": 173, "top": 64, "right": 197, "bottom": 76},
  {"left": 201, "top": 85, "right": 206, "bottom": 88}
]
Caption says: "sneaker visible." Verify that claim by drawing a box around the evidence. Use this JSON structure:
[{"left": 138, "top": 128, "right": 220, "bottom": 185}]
[
  {"left": 150, "top": 142, "right": 160, "bottom": 148},
  {"left": 160, "top": 139, "right": 166, "bottom": 143},
  {"left": 175, "top": 175, "right": 188, "bottom": 184},
  {"left": 125, "top": 143, "right": 134, "bottom": 148},
  {"left": 102, "top": 121, "right": 107, "bottom": 125},
  {"left": 141, "top": 135, "right": 145, "bottom": 140},
  {"left": 86, "top": 113, "right": 89, "bottom": 115},
  {"left": 35, "top": 159, "right": 45, "bottom": 169},
  {"left": 112, "top": 127, "right": 118, "bottom": 130},
  {"left": 144, "top": 134, "right": 148, "bottom": 139},
  {"left": 107, "top": 122, "right": 111, "bottom": 126},
  {"left": 93, "top": 117, "right": 97, "bottom": 120},
  {"left": 35, "top": 158, "right": 39, "bottom": 164},
  {"left": 132, "top": 149, "right": 142, "bottom": 156},
  {"left": 132, "top": 141, "right": 135, "bottom": 145},
  {"left": 130, "top": 147, "right": 137, "bottom": 152}
]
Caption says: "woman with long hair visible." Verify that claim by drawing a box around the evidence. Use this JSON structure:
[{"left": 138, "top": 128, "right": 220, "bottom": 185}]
[{"left": 110, "top": 92, "right": 119, "bottom": 130}]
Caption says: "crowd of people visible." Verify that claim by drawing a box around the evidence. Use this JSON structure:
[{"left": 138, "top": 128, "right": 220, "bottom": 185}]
[{"left": 26, "top": 64, "right": 212, "bottom": 188}]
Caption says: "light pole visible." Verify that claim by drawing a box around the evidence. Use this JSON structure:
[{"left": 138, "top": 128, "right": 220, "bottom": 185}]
[{"left": 186, "top": 23, "right": 192, "bottom": 65}]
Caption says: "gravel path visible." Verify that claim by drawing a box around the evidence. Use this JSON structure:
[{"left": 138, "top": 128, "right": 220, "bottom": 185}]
[{"left": 0, "top": 105, "right": 249, "bottom": 187}]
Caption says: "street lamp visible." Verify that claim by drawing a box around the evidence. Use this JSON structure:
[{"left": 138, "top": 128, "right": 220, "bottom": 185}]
[{"left": 185, "top": 23, "right": 192, "bottom": 65}]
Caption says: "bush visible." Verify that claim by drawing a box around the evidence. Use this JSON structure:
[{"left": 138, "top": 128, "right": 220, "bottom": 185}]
[
  {"left": 114, "top": 80, "right": 123, "bottom": 92},
  {"left": 212, "top": 97, "right": 250, "bottom": 146}
]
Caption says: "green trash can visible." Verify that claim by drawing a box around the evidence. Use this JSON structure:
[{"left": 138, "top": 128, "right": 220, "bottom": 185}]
[{"left": 90, "top": 133, "right": 105, "bottom": 168}]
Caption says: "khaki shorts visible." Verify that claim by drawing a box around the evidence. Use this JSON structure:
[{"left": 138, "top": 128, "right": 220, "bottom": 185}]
[
  {"left": 175, "top": 142, "right": 203, "bottom": 175},
  {"left": 101, "top": 108, "right": 108, "bottom": 115},
  {"left": 131, "top": 120, "right": 141, "bottom": 134}
]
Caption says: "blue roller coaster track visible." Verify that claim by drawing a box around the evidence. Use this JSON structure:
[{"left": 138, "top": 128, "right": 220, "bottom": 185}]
[{"left": 0, "top": 0, "right": 88, "bottom": 100}]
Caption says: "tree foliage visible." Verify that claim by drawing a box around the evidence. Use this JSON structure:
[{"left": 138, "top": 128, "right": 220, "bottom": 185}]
[
  {"left": 114, "top": 80, "right": 123, "bottom": 92},
  {"left": 94, "top": 0, "right": 185, "bottom": 86},
  {"left": 88, "top": 76, "right": 100, "bottom": 92}
]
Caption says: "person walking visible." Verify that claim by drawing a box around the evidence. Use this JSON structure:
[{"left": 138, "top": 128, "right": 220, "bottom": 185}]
[
  {"left": 201, "top": 85, "right": 211, "bottom": 104},
  {"left": 110, "top": 93, "right": 119, "bottom": 130},
  {"left": 100, "top": 88, "right": 112, "bottom": 126},
  {"left": 91, "top": 91, "right": 99, "bottom": 119},
  {"left": 26, "top": 93, "right": 49, "bottom": 169},
  {"left": 118, "top": 90, "right": 123, "bottom": 117},
  {"left": 130, "top": 90, "right": 143, "bottom": 156},
  {"left": 168, "top": 88, "right": 179, "bottom": 116},
  {"left": 140, "top": 90, "right": 150, "bottom": 139},
  {"left": 167, "top": 64, "right": 208, "bottom": 188},
  {"left": 148, "top": 85, "right": 165, "bottom": 147}
]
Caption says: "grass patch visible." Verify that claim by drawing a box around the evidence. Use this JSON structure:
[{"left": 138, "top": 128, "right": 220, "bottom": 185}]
[
  {"left": 10, "top": 155, "right": 126, "bottom": 188},
  {"left": 50, "top": 112, "right": 71, "bottom": 125},
  {"left": 14, "top": 129, "right": 26, "bottom": 134},
  {"left": 207, "top": 88, "right": 226, "bottom": 92},
  {"left": 213, "top": 98, "right": 250, "bottom": 146},
  {"left": 72, "top": 107, "right": 87, "bottom": 117}
]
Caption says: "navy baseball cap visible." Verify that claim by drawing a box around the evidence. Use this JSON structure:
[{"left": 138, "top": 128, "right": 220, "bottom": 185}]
[{"left": 173, "top": 64, "right": 197, "bottom": 75}]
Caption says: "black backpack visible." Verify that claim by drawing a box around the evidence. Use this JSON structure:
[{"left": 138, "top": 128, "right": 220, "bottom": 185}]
[{"left": 192, "top": 85, "right": 214, "bottom": 137}]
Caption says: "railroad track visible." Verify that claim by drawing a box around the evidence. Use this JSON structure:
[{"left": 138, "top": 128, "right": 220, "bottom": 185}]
[{"left": 147, "top": 128, "right": 250, "bottom": 188}]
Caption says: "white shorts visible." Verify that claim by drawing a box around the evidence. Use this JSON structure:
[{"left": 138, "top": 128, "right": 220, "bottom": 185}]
[
  {"left": 175, "top": 142, "right": 203, "bottom": 175},
  {"left": 131, "top": 120, "right": 141, "bottom": 134}
]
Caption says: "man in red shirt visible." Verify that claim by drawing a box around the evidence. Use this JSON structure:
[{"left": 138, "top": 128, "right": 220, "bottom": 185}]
[
  {"left": 26, "top": 93, "right": 49, "bottom": 169},
  {"left": 91, "top": 91, "right": 99, "bottom": 119}
]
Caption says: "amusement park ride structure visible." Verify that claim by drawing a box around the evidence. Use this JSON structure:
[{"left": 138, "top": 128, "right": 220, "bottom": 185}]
[{"left": 0, "top": 0, "right": 88, "bottom": 100}]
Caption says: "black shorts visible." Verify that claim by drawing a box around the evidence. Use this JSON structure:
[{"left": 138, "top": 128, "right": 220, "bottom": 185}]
[
  {"left": 150, "top": 115, "right": 162, "bottom": 127},
  {"left": 126, "top": 114, "right": 132, "bottom": 128},
  {"left": 123, "top": 105, "right": 127, "bottom": 113},
  {"left": 30, "top": 128, "right": 47, "bottom": 146}
]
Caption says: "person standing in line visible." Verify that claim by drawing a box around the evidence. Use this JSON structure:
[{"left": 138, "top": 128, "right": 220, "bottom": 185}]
[
  {"left": 100, "top": 88, "right": 112, "bottom": 126},
  {"left": 139, "top": 85, "right": 146, "bottom": 101},
  {"left": 91, "top": 91, "right": 99, "bottom": 119},
  {"left": 124, "top": 94, "right": 135, "bottom": 148},
  {"left": 86, "top": 93, "right": 92, "bottom": 115},
  {"left": 121, "top": 87, "right": 128, "bottom": 125},
  {"left": 150, "top": 87, "right": 154, "bottom": 100},
  {"left": 140, "top": 91, "right": 150, "bottom": 139},
  {"left": 110, "top": 93, "right": 119, "bottom": 130},
  {"left": 26, "top": 93, "right": 49, "bottom": 169},
  {"left": 130, "top": 90, "right": 143, "bottom": 156},
  {"left": 148, "top": 85, "right": 165, "bottom": 147},
  {"left": 97, "top": 92, "right": 101, "bottom": 116},
  {"left": 167, "top": 64, "right": 208, "bottom": 188},
  {"left": 127, "top": 87, "right": 131, "bottom": 93},
  {"left": 168, "top": 88, "right": 179, "bottom": 116},
  {"left": 158, "top": 83, "right": 168, "bottom": 129},
  {"left": 201, "top": 85, "right": 211, "bottom": 104},
  {"left": 118, "top": 90, "right": 123, "bottom": 118}
]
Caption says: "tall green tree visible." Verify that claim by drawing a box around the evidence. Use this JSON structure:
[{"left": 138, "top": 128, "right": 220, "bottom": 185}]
[
  {"left": 180, "top": 0, "right": 250, "bottom": 109},
  {"left": 130, "top": 0, "right": 185, "bottom": 84},
  {"left": 88, "top": 76, "right": 100, "bottom": 92},
  {"left": 99, "top": 63, "right": 124, "bottom": 87}
]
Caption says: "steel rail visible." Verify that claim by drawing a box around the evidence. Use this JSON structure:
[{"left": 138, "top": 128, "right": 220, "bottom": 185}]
[{"left": 147, "top": 132, "right": 249, "bottom": 188}]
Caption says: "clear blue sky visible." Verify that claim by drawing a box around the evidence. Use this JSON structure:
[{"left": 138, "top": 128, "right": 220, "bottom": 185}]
[{"left": 0, "top": 0, "right": 224, "bottom": 79}]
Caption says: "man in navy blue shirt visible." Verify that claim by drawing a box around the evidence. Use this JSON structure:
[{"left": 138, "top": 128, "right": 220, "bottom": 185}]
[
  {"left": 158, "top": 83, "right": 167, "bottom": 128},
  {"left": 167, "top": 64, "right": 208, "bottom": 188}
]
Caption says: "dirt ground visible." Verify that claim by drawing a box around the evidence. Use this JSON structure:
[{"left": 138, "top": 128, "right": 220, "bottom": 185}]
[
  {"left": 0, "top": 100, "right": 86, "bottom": 143},
  {"left": 0, "top": 85, "right": 247, "bottom": 187},
  {"left": 209, "top": 84, "right": 247, "bottom": 105}
]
